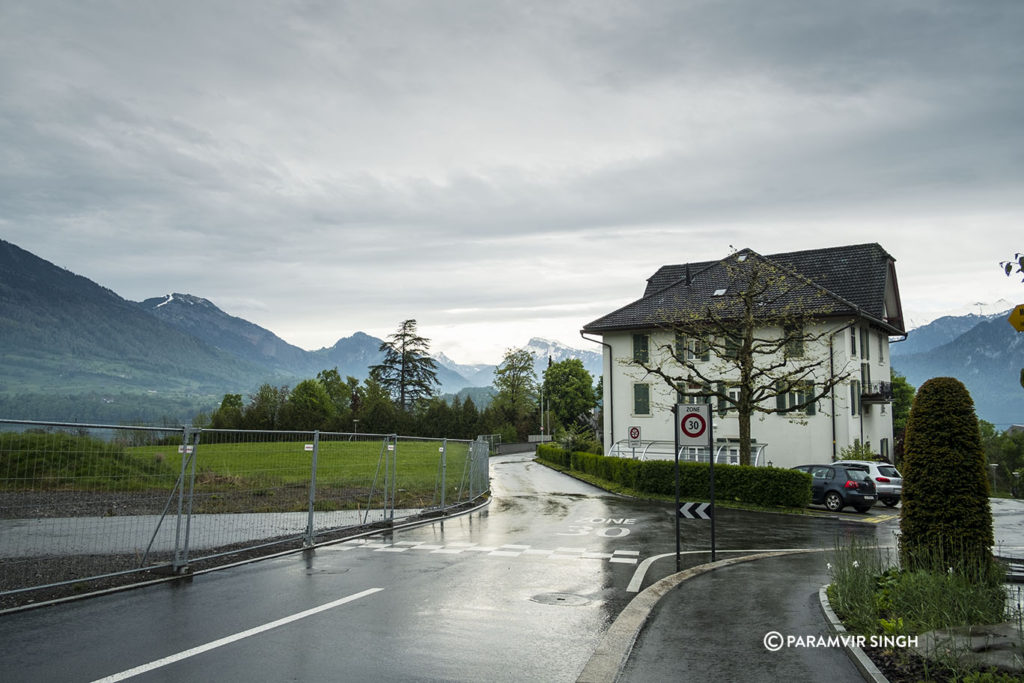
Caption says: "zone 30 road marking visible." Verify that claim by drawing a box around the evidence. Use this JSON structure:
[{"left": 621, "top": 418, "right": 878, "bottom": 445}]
[
  {"left": 335, "top": 539, "right": 641, "bottom": 564},
  {"left": 91, "top": 588, "right": 383, "bottom": 682}
]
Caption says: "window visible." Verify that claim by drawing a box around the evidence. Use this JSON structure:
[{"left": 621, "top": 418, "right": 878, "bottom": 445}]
[
  {"left": 776, "top": 380, "right": 816, "bottom": 415},
  {"left": 633, "top": 383, "right": 651, "bottom": 415},
  {"left": 878, "top": 334, "right": 885, "bottom": 364},
  {"left": 716, "top": 382, "right": 739, "bottom": 415},
  {"left": 860, "top": 329, "right": 870, "bottom": 361},
  {"left": 723, "top": 334, "right": 740, "bottom": 360},
  {"left": 677, "top": 382, "right": 711, "bottom": 405},
  {"left": 675, "top": 332, "right": 710, "bottom": 362},
  {"left": 850, "top": 380, "right": 861, "bottom": 416},
  {"left": 850, "top": 328, "right": 857, "bottom": 357},
  {"left": 632, "top": 334, "right": 650, "bottom": 364},
  {"left": 880, "top": 438, "right": 890, "bottom": 460},
  {"left": 784, "top": 324, "right": 804, "bottom": 358}
]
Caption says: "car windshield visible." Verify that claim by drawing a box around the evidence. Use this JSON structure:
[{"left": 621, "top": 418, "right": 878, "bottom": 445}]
[{"left": 878, "top": 466, "right": 900, "bottom": 477}]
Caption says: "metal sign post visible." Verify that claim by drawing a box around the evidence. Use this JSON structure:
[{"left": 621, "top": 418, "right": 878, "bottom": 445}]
[{"left": 675, "top": 403, "right": 716, "bottom": 567}]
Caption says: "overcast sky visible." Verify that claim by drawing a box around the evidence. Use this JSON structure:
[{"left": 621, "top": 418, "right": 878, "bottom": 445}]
[{"left": 2, "top": 1, "right": 1022, "bottom": 364}]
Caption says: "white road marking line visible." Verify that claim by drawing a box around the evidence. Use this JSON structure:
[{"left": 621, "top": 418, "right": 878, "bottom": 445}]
[
  {"left": 489, "top": 550, "right": 522, "bottom": 557},
  {"left": 91, "top": 588, "right": 384, "bottom": 683},
  {"left": 411, "top": 544, "right": 444, "bottom": 551},
  {"left": 610, "top": 557, "right": 639, "bottom": 565},
  {"left": 612, "top": 550, "right": 641, "bottom": 556},
  {"left": 499, "top": 544, "right": 531, "bottom": 550},
  {"left": 626, "top": 548, "right": 829, "bottom": 592}
]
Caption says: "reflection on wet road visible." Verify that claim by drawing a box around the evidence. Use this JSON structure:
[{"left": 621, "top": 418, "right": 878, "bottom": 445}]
[{"left": 0, "top": 451, "right": 903, "bottom": 683}]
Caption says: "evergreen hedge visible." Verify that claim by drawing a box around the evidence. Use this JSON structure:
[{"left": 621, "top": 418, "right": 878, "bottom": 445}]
[
  {"left": 900, "top": 377, "right": 994, "bottom": 573},
  {"left": 536, "top": 443, "right": 810, "bottom": 508}
]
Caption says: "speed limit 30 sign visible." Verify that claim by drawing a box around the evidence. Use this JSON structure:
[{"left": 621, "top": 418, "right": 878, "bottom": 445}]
[{"left": 676, "top": 404, "right": 712, "bottom": 448}]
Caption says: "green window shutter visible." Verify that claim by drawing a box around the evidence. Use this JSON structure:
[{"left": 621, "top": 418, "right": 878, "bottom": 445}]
[
  {"left": 633, "top": 384, "right": 650, "bottom": 415},
  {"left": 804, "top": 382, "right": 816, "bottom": 415},
  {"left": 633, "top": 334, "right": 649, "bottom": 363},
  {"left": 716, "top": 381, "right": 727, "bottom": 416}
]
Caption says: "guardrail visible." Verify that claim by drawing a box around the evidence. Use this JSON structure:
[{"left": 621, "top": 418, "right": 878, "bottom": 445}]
[{"left": 608, "top": 440, "right": 770, "bottom": 466}]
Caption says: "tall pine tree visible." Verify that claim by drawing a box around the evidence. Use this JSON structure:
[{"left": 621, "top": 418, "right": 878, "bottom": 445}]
[{"left": 369, "top": 319, "right": 440, "bottom": 412}]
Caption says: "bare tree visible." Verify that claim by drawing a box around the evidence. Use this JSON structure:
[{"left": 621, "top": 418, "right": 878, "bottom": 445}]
[{"left": 633, "top": 250, "right": 854, "bottom": 465}]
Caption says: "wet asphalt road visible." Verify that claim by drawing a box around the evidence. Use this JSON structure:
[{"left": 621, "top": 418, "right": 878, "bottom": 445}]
[{"left": 0, "top": 453, "right": 900, "bottom": 682}]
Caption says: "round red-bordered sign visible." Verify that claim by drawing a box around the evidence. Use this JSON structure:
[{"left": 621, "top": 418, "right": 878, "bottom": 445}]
[
  {"left": 629, "top": 426, "right": 641, "bottom": 440},
  {"left": 680, "top": 413, "right": 707, "bottom": 439}
]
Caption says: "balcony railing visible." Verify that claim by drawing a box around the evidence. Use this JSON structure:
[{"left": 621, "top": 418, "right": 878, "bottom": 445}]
[{"left": 862, "top": 381, "right": 893, "bottom": 404}]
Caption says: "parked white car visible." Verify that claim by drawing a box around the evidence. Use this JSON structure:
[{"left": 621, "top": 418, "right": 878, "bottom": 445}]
[{"left": 840, "top": 460, "right": 902, "bottom": 507}]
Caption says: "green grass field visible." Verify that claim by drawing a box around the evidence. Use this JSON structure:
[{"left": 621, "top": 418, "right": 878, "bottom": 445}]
[{"left": 1, "top": 433, "right": 477, "bottom": 512}]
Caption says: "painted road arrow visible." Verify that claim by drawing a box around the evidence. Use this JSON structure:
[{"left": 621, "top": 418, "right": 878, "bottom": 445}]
[{"left": 678, "top": 502, "right": 713, "bottom": 520}]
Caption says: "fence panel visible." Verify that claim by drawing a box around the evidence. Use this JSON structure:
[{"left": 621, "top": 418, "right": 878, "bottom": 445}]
[
  {"left": 0, "top": 421, "right": 491, "bottom": 602},
  {"left": 0, "top": 420, "right": 186, "bottom": 596},
  {"left": 309, "top": 431, "right": 395, "bottom": 537},
  {"left": 182, "top": 429, "right": 320, "bottom": 563}
]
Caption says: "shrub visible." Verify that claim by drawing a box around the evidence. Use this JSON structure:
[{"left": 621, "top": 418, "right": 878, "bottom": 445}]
[
  {"left": 837, "top": 439, "right": 879, "bottom": 461},
  {"left": 534, "top": 445, "right": 810, "bottom": 508},
  {"left": 900, "top": 377, "right": 994, "bottom": 575}
]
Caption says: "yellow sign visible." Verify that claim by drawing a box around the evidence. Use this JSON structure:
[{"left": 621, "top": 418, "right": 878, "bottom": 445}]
[{"left": 1010, "top": 305, "right": 1024, "bottom": 332}]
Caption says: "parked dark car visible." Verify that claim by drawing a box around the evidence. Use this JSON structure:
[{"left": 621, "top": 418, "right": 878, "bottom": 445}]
[
  {"left": 839, "top": 460, "right": 902, "bottom": 507},
  {"left": 792, "top": 464, "right": 878, "bottom": 513}
]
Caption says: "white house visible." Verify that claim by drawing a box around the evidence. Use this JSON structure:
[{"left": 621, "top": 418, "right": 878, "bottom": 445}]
[{"left": 581, "top": 243, "right": 906, "bottom": 468}]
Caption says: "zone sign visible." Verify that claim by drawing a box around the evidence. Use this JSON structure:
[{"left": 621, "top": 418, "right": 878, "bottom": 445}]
[{"left": 676, "top": 403, "right": 712, "bottom": 448}]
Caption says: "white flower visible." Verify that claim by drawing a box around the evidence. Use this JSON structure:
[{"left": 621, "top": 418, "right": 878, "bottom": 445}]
[
  {"left": 827, "top": 562, "right": 833, "bottom": 571},
  {"left": 853, "top": 560, "right": 860, "bottom": 569},
  {"left": 948, "top": 567, "right": 954, "bottom": 575}
]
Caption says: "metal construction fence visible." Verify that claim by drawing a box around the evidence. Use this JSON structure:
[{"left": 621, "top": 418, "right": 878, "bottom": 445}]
[{"left": 0, "top": 419, "right": 490, "bottom": 600}]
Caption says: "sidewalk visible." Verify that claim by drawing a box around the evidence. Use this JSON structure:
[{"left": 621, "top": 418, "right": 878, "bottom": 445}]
[{"left": 581, "top": 551, "right": 866, "bottom": 683}]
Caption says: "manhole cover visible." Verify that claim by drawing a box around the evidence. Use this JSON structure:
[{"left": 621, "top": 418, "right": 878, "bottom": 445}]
[
  {"left": 530, "top": 593, "right": 590, "bottom": 606},
  {"left": 305, "top": 567, "right": 351, "bottom": 576}
]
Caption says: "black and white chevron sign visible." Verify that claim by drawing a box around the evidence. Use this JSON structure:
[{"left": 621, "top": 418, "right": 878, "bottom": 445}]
[{"left": 678, "top": 502, "right": 712, "bottom": 520}]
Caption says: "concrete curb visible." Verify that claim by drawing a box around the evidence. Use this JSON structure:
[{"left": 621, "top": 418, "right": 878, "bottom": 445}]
[
  {"left": 818, "top": 585, "right": 889, "bottom": 683},
  {"left": 576, "top": 549, "right": 817, "bottom": 683}
]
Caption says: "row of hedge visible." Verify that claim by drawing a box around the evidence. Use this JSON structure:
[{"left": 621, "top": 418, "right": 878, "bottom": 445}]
[{"left": 536, "top": 443, "right": 811, "bottom": 508}]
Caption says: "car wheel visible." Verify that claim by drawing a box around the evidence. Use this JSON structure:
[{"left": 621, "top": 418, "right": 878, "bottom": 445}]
[
  {"left": 883, "top": 500, "right": 899, "bottom": 508},
  {"left": 854, "top": 506, "right": 871, "bottom": 513},
  {"left": 824, "top": 492, "right": 844, "bottom": 512}
]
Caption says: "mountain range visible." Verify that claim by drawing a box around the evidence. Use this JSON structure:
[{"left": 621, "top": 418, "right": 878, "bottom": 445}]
[
  {"left": 891, "top": 309, "right": 1024, "bottom": 429},
  {"left": 0, "top": 239, "right": 601, "bottom": 423},
  {"left": 3, "top": 237, "right": 1018, "bottom": 428}
]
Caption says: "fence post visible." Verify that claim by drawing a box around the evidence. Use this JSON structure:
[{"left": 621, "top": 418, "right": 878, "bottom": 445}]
[
  {"left": 172, "top": 427, "right": 190, "bottom": 572},
  {"left": 440, "top": 438, "right": 447, "bottom": 510},
  {"left": 173, "top": 427, "right": 199, "bottom": 573},
  {"left": 390, "top": 435, "right": 398, "bottom": 521},
  {"left": 181, "top": 428, "right": 199, "bottom": 570},
  {"left": 306, "top": 430, "right": 320, "bottom": 546}
]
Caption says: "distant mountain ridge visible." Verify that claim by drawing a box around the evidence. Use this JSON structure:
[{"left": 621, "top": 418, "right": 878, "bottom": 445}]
[
  {"left": 893, "top": 310, "right": 1011, "bottom": 357},
  {"left": 891, "top": 309, "right": 1024, "bottom": 428},
  {"left": 0, "top": 239, "right": 601, "bottom": 422}
]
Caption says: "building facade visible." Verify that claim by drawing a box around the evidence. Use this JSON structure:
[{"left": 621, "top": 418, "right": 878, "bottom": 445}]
[{"left": 581, "top": 243, "right": 906, "bottom": 469}]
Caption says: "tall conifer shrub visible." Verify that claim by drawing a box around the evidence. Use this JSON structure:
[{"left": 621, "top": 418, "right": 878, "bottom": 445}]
[{"left": 899, "top": 377, "right": 993, "bottom": 574}]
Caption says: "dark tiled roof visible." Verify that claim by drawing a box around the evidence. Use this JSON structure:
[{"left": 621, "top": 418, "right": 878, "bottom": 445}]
[{"left": 584, "top": 243, "right": 903, "bottom": 334}]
